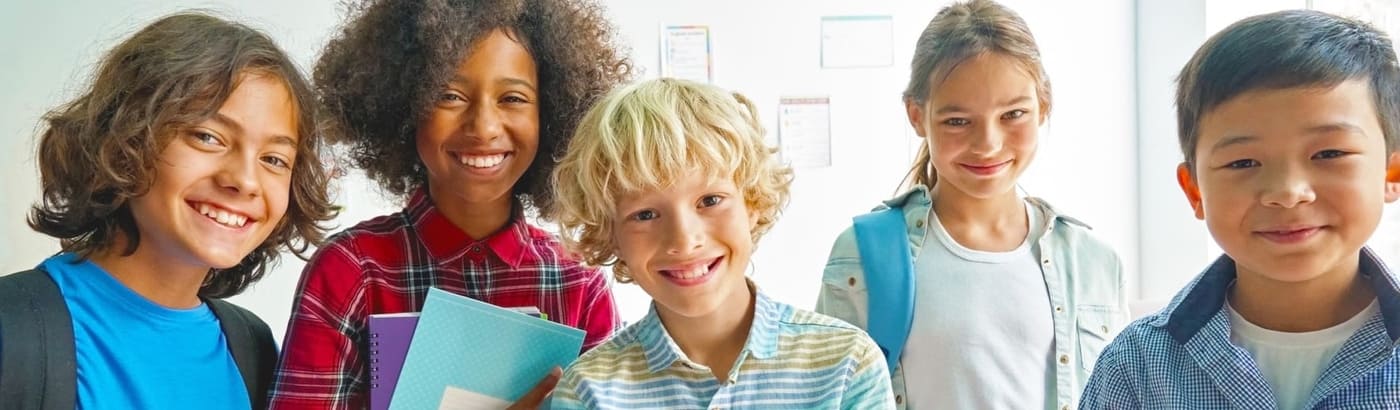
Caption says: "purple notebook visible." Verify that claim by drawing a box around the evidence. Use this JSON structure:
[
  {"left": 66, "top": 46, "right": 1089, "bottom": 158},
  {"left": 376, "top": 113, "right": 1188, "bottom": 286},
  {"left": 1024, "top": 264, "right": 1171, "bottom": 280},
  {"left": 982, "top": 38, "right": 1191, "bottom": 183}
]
[{"left": 368, "top": 312, "right": 420, "bottom": 410}]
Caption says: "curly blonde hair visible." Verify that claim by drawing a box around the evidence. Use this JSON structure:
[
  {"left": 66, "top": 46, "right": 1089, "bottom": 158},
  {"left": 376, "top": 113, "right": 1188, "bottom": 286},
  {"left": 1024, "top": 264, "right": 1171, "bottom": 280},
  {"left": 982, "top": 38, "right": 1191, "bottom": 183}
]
[{"left": 550, "top": 78, "right": 793, "bottom": 282}]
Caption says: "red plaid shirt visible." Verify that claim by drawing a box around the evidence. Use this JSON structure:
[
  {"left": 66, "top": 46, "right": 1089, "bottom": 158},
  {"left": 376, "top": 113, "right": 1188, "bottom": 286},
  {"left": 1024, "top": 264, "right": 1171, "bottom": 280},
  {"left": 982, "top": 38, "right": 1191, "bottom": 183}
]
[{"left": 268, "top": 189, "right": 618, "bottom": 409}]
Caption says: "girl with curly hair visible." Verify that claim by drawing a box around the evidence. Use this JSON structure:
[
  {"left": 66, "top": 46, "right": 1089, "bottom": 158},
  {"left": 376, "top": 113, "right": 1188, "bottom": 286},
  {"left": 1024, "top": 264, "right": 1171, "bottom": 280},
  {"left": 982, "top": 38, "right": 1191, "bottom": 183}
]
[
  {"left": 0, "top": 12, "right": 335, "bottom": 410},
  {"left": 269, "top": 1, "right": 631, "bottom": 408}
]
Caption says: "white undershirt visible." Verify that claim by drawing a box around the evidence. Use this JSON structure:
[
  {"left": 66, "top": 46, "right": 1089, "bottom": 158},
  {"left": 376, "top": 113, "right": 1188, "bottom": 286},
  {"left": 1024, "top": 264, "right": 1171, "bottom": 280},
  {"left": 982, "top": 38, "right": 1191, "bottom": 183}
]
[
  {"left": 901, "top": 199, "right": 1055, "bottom": 409},
  {"left": 1227, "top": 298, "right": 1378, "bottom": 410}
]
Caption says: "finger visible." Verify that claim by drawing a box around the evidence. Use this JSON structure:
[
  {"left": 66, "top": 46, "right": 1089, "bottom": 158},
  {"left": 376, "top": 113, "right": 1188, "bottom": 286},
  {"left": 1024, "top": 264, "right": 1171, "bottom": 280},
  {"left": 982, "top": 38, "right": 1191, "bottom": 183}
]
[{"left": 507, "top": 367, "right": 563, "bottom": 410}]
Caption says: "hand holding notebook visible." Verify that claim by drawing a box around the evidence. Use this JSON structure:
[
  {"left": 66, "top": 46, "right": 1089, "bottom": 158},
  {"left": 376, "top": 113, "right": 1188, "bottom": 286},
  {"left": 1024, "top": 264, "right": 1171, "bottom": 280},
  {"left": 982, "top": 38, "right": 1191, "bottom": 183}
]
[{"left": 388, "top": 288, "right": 586, "bottom": 410}]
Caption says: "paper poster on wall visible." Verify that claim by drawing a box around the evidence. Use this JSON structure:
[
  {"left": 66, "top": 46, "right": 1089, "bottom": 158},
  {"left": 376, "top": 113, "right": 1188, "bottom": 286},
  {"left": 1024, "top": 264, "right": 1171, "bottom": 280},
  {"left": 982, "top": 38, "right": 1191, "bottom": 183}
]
[
  {"left": 660, "top": 25, "right": 713, "bottom": 83},
  {"left": 821, "top": 15, "right": 894, "bottom": 68},
  {"left": 778, "top": 96, "right": 832, "bottom": 168}
]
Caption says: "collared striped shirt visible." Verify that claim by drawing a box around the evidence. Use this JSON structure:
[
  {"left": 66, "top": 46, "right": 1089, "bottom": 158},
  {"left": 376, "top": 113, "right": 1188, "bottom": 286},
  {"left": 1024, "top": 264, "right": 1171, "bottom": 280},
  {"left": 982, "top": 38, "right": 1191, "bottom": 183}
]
[
  {"left": 552, "top": 287, "right": 896, "bottom": 409},
  {"left": 1081, "top": 247, "right": 1400, "bottom": 409}
]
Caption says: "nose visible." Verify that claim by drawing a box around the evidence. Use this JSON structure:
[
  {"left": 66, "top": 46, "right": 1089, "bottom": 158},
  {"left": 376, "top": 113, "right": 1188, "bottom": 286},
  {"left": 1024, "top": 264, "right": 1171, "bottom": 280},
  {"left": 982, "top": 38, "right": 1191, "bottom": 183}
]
[
  {"left": 968, "top": 123, "right": 1005, "bottom": 156},
  {"left": 214, "top": 152, "right": 261, "bottom": 198},
  {"left": 664, "top": 209, "right": 705, "bottom": 256},
  {"left": 464, "top": 100, "right": 504, "bottom": 143},
  {"left": 1258, "top": 163, "right": 1315, "bottom": 209}
]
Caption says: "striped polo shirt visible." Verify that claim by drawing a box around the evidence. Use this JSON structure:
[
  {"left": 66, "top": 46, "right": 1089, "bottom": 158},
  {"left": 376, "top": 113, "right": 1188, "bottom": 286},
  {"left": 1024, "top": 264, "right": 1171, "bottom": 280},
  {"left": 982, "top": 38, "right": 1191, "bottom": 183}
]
[{"left": 551, "top": 287, "right": 895, "bottom": 409}]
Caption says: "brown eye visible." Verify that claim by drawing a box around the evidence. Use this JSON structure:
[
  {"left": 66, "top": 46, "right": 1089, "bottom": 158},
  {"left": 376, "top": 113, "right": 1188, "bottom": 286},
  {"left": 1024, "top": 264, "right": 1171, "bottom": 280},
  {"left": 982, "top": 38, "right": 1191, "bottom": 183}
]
[
  {"left": 192, "top": 131, "right": 222, "bottom": 146},
  {"left": 1313, "top": 149, "right": 1347, "bottom": 160},
  {"left": 438, "top": 91, "right": 466, "bottom": 103},
  {"left": 262, "top": 156, "right": 291, "bottom": 169},
  {"left": 1225, "top": 159, "right": 1259, "bottom": 169}
]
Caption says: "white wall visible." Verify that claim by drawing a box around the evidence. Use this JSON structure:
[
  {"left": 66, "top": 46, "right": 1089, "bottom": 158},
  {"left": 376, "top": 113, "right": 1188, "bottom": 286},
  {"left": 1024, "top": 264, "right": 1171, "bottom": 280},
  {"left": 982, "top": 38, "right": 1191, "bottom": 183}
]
[
  {"left": 1134, "top": 0, "right": 1212, "bottom": 305},
  {"left": 0, "top": 0, "right": 1139, "bottom": 342}
]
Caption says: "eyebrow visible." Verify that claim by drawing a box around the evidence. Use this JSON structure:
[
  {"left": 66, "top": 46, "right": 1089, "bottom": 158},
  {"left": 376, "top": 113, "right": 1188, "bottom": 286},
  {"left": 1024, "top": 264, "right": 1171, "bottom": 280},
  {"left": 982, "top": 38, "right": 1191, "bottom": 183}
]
[
  {"left": 1209, "top": 121, "right": 1367, "bottom": 154},
  {"left": 933, "top": 95, "right": 1034, "bottom": 115},
  {"left": 1303, "top": 121, "right": 1366, "bottom": 137},
  {"left": 450, "top": 75, "right": 538, "bottom": 93},
  {"left": 211, "top": 113, "right": 298, "bottom": 148},
  {"left": 1209, "top": 135, "right": 1257, "bottom": 153}
]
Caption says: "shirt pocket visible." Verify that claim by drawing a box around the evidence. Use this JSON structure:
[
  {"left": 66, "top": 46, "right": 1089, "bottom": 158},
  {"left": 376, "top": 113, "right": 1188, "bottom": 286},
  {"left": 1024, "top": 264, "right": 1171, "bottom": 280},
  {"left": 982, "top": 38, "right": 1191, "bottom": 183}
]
[
  {"left": 1075, "top": 304, "right": 1121, "bottom": 373},
  {"left": 819, "top": 257, "right": 871, "bottom": 330}
]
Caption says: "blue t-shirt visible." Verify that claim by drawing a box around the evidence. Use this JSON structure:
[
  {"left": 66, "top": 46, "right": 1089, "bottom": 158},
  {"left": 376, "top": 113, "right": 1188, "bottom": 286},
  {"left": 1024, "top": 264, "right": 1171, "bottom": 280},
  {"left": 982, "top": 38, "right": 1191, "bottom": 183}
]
[{"left": 30, "top": 253, "right": 251, "bottom": 410}]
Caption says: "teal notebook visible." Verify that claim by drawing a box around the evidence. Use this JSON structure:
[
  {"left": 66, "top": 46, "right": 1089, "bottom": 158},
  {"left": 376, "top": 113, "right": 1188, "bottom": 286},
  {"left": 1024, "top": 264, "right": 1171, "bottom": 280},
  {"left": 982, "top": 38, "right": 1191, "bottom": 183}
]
[{"left": 388, "top": 287, "right": 585, "bottom": 410}]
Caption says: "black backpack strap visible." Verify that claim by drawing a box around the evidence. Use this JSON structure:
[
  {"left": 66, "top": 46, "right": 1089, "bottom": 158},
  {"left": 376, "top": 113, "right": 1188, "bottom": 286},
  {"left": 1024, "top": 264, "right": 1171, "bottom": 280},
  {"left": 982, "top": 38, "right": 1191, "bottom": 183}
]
[
  {"left": 0, "top": 268, "right": 77, "bottom": 410},
  {"left": 207, "top": 298, "right": 277, "bottom": 410}
]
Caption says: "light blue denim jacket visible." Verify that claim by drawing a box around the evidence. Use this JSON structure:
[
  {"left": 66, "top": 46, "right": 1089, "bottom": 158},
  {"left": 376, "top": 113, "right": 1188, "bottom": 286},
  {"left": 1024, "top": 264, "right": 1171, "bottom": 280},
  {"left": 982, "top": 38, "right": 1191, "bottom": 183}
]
[{"left": 816, "top": 185, "right": 1131, "bottom": 410}]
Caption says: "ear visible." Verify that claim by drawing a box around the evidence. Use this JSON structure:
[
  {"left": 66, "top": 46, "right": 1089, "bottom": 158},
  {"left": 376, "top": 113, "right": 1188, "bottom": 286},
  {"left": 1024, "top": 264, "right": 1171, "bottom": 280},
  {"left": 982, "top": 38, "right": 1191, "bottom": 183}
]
[
  {"left": 1386, "top": 151, "right": 1400, "bottom": 203},
  {"left": 905, "top": 98, "right": 927, "bottom": 138},
  {"left": 1177, "top": 163, "right": 1205, "bottom": 220}
]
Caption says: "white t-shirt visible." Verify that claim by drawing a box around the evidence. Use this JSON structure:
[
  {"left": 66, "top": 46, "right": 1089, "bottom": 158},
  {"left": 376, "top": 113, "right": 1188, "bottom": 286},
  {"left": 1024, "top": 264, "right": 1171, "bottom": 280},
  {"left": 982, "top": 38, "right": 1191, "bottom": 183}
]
[
  {"left": 1228, "top": 298, "right": 1379, "bottom": 410},
  {"left": 901, "top": 200, "right": 1056, "bottom": 409}
]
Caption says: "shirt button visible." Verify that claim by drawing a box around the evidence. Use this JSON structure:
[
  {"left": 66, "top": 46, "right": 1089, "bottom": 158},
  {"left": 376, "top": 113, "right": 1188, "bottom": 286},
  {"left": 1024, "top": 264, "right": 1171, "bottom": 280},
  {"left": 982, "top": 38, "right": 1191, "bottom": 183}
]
[
  {"left": 1101, "top": 325, "right": 1110, "bottom": 334},
  {"left": 914, "top": 219, "right": 925, "bottom": 228},
  {"left": 1055, "top": 305, "right": 1064, "bottom": 313},
  {"left": 848, "top": 277, "right": 857, "bottom": 287},
  {"left": 1042, "top": 258, "right": 1051, "bottom": 265},
  {"left": 1059, "top": 354, "right": 1070, "bottom": 365},
  {"left": 471, "top": 246, "right": 482, "bottom": 254},
  {"left": 895, "top": 394, "right": 904, "bottom": 405}
]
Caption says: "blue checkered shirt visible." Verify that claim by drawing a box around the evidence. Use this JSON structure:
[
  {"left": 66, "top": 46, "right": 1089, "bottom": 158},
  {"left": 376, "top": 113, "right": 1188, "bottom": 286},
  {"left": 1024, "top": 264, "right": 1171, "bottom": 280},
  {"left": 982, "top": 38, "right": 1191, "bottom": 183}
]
[{"left": 1080, "top": 247, "right": 1400, "bottom": 409}]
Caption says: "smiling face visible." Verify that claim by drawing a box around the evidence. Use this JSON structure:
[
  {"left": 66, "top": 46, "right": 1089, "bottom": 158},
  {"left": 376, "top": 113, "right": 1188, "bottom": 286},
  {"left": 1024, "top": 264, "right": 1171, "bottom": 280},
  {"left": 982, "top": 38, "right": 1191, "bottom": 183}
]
[
  {"left": 416, "top": 29, "right": 540, "bottom": 211},
  {"left": 612, "top": 172, "right": 758, "bottom": 320},
  {"left": 123, "top": 72, "right": 299, "bottom": 271},
  {"left": 907, "top": 52, "right": 1043, "bottom": 199},
  {"left": 1180, "top": 79, "right": 1400, "bottom": 285}
]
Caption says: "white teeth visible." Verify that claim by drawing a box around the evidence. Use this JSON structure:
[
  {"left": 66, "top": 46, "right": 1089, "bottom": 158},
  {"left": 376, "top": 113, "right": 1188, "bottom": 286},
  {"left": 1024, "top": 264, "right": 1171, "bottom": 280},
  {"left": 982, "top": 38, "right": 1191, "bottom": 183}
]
[
  {"left": 459, "top": 153, "right": 506, "bottom": 168},
  {"left": 668, "top": 263, "right": 710, "bottom": 279},
  {"left": 195, "top": 203, "right": 249, "bottom": 228}
]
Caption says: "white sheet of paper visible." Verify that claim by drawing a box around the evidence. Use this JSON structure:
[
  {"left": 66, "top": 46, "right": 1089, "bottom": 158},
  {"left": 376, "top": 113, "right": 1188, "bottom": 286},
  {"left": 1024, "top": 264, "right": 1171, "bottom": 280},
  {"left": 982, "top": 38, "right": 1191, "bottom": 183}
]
[
  {"left": 778, "top": 96, "right": 833, "bottom": 168},
  {"left": 661, "top": 25, "right": 712, "bottom": 83},
  {"left": 821, "top": 16, "right": 894, "bottom": 68},
  {"left": 437, "top": 385, "right": 511, "bottom": 410}
]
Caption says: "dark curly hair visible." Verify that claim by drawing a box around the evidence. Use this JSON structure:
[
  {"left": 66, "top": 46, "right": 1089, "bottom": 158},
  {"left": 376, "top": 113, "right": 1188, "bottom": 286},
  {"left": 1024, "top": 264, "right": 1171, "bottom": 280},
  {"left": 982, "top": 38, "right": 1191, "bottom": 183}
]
[
  {"left": 27, "top": 12, "right": 337, "bottom": 298},
  {"left": 315, "top": 0, "right": 632, "bottom": 212}
]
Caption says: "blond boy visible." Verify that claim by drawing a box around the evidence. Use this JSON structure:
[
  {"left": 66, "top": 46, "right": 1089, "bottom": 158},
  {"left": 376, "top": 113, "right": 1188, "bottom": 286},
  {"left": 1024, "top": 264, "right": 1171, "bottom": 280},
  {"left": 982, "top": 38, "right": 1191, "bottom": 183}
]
[{"left": 548, "top": 78, "right": 895, "bottom": 409}]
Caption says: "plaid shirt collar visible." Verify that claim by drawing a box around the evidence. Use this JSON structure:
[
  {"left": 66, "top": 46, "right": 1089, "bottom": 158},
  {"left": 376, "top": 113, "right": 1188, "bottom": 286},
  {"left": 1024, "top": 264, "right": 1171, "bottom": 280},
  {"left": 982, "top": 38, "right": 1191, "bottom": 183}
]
[
  {"left": 403, "top": 188, "right": 532, "bottom": 269},
  {"left": 637, "top": 280, "right": 781, "bottom": 374},
  {"left": 1157, "top": 246, "right": 1400, "bottom": 345}
]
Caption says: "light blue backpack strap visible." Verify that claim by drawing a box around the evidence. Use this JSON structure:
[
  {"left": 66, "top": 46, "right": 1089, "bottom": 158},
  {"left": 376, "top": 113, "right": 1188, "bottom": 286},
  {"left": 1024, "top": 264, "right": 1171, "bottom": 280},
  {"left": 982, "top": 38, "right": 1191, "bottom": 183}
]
[{"left": 852, "top": 207, "right": 915, "bottom": 371}]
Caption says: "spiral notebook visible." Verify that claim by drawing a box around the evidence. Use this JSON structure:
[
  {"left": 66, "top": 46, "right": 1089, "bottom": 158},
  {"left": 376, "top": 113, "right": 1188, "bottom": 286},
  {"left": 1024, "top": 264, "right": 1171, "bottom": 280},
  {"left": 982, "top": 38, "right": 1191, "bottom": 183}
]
[
  {"left": 383, "top": 288, "right": 578, "bottom": 410},
  {"left": 369, "top": 305, "right": 545, "bottom": 410},
  {"left": 369, "top": 313, "right": 421, "bottom": 410}
]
